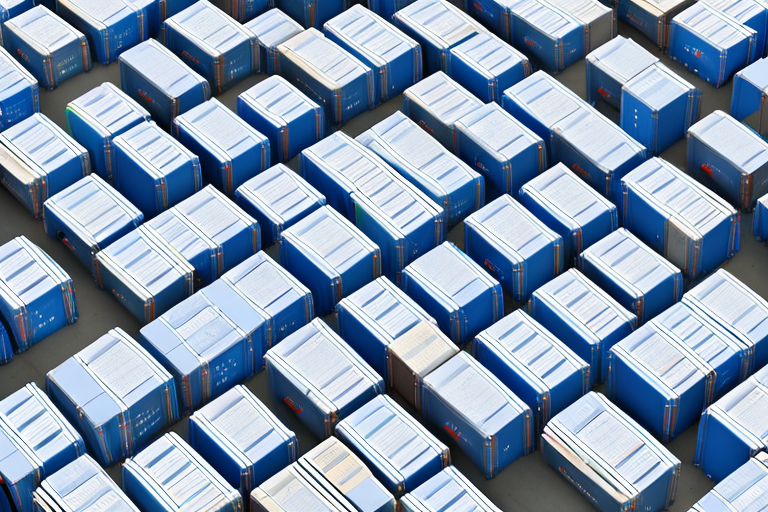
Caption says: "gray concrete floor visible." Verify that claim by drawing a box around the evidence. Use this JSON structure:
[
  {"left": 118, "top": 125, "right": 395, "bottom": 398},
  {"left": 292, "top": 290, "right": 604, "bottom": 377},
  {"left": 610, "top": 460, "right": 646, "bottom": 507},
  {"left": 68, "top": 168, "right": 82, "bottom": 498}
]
[{"left": 1, "top": 14, "right": 764, "bottom": 512}]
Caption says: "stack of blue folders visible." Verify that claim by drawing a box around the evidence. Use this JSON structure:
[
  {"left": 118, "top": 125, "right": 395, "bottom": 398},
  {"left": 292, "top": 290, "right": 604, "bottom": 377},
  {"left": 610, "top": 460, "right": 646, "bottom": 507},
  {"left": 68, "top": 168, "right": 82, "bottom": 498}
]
[
  {"left": 392, "top": 0, "right": 485, "bottom": 75},
  {"left": 32, "top": 455, "right": 140, "bottom": 511},
  {"left": 266, "top": 319, "right": 384, "bottom": 439},
  {"left": 687, "top": 110, "right": 768, "bottom": 211},
  {"left": 300, "top": 132, "right": 444, "bottom": 281},
  {"left": 622, "top": 158, "right": 739, "bottom": 280},
  {"left": 189, "top": 385, "right": 298, "bottom": 504},
  {"left": 0, "top": 236, "right": 78, "bottom": 353},
  {"left": 0, "top": 383, "right": 85, "bottom": 512},
  {"left": 695, "top": 364, "right": 768, "bottom": 482},
  {"left": 358, "top": 111, "right": 483, "bottom": 229},
  {"left": 324, "top": 5, "right": 422, "bottom": 104},
  {"left": 46, "top": 328, "right": 179, "bottom": 466},
  {"left": 691, "top": 452, "right": 768, "bottom": 511},
  {"left": 162, "top": 0, "right": 258, "bottom": 94},
  {"left": 122, "top": 432, "right": 242, "bottom": 511}
]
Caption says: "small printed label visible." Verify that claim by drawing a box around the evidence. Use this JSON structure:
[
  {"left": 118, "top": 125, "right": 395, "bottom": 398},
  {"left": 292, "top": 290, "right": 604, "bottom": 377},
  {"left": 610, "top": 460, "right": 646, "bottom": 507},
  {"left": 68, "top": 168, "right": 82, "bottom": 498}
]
[
  {"left": 444, "top": 421, "right": 463, "bottom": 442},
  {"left": 418, "top": 119, "right": 435, "bottom": 135},
  {"left": 571, "top": 163, "right": 589, "bottom": 179},
  {"left": 138, "top": 88, "right": 155, "bottom": 105},
  {"left": 284, "top": 396, "right": 302, "bottom": 414},
  {"left": 181, "top": 50, "right": 200, "bottom": 65}
]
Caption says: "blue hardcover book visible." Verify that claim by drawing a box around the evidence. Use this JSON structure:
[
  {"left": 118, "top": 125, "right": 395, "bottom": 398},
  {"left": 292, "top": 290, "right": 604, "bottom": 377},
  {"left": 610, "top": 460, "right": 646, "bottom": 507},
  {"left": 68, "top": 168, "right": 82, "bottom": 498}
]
[
  {"left": 123, "top": 433, "right": 242, "bottom": 512},
  {"left": 519, "top": 163, "right": 617, "bottom": 266},
  {"left": 56, "top": 0, "right": 147, "bottom": 65},
  {"left": 274, "top": 0, "right": 347, "bottom": 28},
  {"left": 324, "top": 5, "right": 422, "bottom": 104},
  {"left": 32, "top": 455, "right": 139, "bottom": 511},
  {"left": 244, "top": 8, "right": 303, "bottom": 74},
  {"left": 0, "top": 383, "right": 85, "bottom": 512},
  {"left": 43, "top": 174, "right": 143, "bottom": 274},
  {"left": 94, "top": 226, "right": 194, "bottom": 323},
  {"left": 447, "top": 32, "right": 530, "bottom": 104},
  {"left": 221, "top": 0, "right": 271, "bottom": 23},
  {"left": 237, "top": 75, "right": 325, "bottom": 164},
  {"left": 387, "top": 321, "right": 459, "bottom": 410},
  {"left": 2, "top": 6, "right": 91, "bottom": 90},
  {"left": 585, "top": 35, "right": 659, "bottom": 109},
  {"left": 542, "top": 392, "right": 681, "bottom": 512},
  {"left": 731, "top": 57, "right": 768, "bottom": 136},
  {"left": 669, "top": 2, "right": 758, "bottom": 88},
  {"left": 300, "top": 132, "right": 444, "bottom": 281},
  {"left": 501, "top": 70, "right": 589, "bottom": 162},
  {"left": 702, "top": 0, "right": 768, "bottom": 58},
  {"left": 653, "top": 302, "right": 754, "bottom": 400},
  {"left": 279, "top": 28, "right": 374, "bottom": 126},
  {"left": 162, "top": 0, "right": 257, "bottom": 94},
  {"left": 621, "top": 63, "right": 701, "bottom": 155},
  {"left": 335, "top": 276, "right": 435, "bottom": 381},
  {"left": 622, "top": 158, "right": 740, "bottom": 280},
  {"left": 118, "top": 39, "right": 211, "bottom": 127},
  {"left": 695, "top": 364, "right": 768, "bottom": 482},
  {"left": 357, "top": 111, "right": 484, "bottom": 228},
  {"left": 279, "top": 205, "right": 381, "bottom": 315},
  {"left": 46, "top": 328, "right": 179, "bottom": 466},
  {"left": 299, "top": 438, "right": 397, "bottom": 512},
  {"left": 113, "top": 121, "right": 202, "bottom": 219},
  {"left": 454, "top": 103, "right": 544, "bottom": 199},
  {"left": 251, "top": 464, "right": 357, "bottom": 511},
  {"left": 579, "top": 228, "right": 683, "bottom": 325},
  {"left": 608, "top": 321, "right": 717, "bottom": 442},
  {"left": 189, "top": 385, "right": 297, "bottom": 502},
  {"left": 507, "top": 0, "right": 586, "bottom": 72},
  {"left": 683, "top": 269, "right": 768, "bottom": 371},
  {"left": 474, "top": 310, "right": 590, "bottom": 438},
  {"left": 138, "top": 287, "right": 260, "bottom": 415},
  {"left": 172, "top": 98, "right": 270, "bottom": 196},
  {"left": 66, "top": 82, "right": 150, "bottom": 182},
  {"left": 0, "top": 236, "right": 77, "bottom": 352},
  {"left": 401, "top": 71, "right": 483, "bottom": 153},
  {"left": 422, "top": 352, "right": 534, "bottom": 478},
  {"left": 687, "top": 110, "right": 768, "bottom": 211},
  {"left": 399, "top": 466, "right": 502, "bottom": 512},
  {"left": 235, "top": 164, "right": 324, "bottom": 248},
  {"left": 691, "top": 452, "right": 768, "bottom": 511},
  {"left": 146, "top": 185, "right": 260, "bottom": 288},
  {"left": 219, "top": 251, "right": 314, "bottom": 361},
  {"left": 335, "top": 394, "right": 450, "bottom": 497},
  {"left": 618, "top": 0, "right": 695, "bottom": 49},
  {"left": 528, "top": 269, "right": 638, "bottom": 386},
  {"left": 552, "top": 107, "right": 648, "bottom": 206},
  {"left": 266, "top": 318, "right": 384, "bottom": 439},
  {"left": 392, "top": 0, "right": 484, "bottom": 74},
  {"left": 402, "top": 241, "right": 503, "bottom": 346},
  {"left": 0, "top": 113, "right": 90, "bottom": 220},
  {"left": 756, "top": 193, "right": 768, "bottom": 240},
  {"left": 464, "top": 195, "right": 563, "bottom": 303},
  {"left": 0, "top": 46, "right": 37, "bottom": 132}
]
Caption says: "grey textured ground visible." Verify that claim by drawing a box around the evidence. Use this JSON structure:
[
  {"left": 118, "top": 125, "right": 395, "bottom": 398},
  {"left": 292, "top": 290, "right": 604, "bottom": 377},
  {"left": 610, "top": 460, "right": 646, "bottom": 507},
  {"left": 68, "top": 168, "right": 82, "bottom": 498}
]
[{"left": 0, "top": 11, "right": 763, "bottom": 512}]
